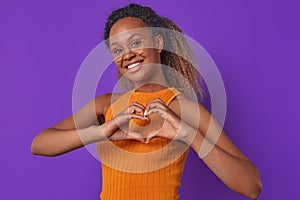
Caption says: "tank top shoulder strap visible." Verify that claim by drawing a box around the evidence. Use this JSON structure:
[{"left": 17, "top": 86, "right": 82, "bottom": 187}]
[
  {"left": 104, "top": 87, "right": 181, "bottom": 121},
  {"left": 164, "top": 87, "right": 181, "bottom": 106}
]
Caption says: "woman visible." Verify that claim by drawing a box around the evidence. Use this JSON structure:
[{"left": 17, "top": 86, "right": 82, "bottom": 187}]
[{"left": 31, "top": 3, "right": 262, "bottom": 200}]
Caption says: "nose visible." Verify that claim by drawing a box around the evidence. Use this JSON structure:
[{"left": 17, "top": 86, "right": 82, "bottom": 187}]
[{"left": 123, "top": 51, "right": 136, "bottom": 61}]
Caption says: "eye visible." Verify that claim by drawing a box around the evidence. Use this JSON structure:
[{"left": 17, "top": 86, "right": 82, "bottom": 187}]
[
  {"left": 111, "top": 47, "right": 123, "bottom": 55},
  {"left": 131, "top": 39, "right": 143, "bottom": 49}
]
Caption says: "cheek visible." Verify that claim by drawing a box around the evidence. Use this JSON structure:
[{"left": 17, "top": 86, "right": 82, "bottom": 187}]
[
  {"left": 114, "top": 60, "right": 122, "bottom": 69},
  {"left": 114, "top": 61, "right": 125, "bottom": 74},
  {"left": 143, "top": 49, "right": 161, "bottom": 62}
]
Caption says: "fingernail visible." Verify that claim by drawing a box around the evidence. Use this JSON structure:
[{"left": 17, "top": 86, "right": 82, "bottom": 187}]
[{"left": 144, "top": 110, "right": 148, "bottom": 117}]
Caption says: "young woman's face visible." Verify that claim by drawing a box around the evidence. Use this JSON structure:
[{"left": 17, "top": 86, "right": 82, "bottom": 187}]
[{"left": 109, "top": 17, "right": 164, "bottom": 84}]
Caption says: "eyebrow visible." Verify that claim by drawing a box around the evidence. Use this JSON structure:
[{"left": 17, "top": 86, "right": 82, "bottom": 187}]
[{"left": 109, "top": 33, "right": 145, "bottom": 47}]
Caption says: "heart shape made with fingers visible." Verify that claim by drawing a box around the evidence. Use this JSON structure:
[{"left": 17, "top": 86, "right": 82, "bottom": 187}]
[{"left": 128, "top": 111, "right": 165, "bottom": 142}]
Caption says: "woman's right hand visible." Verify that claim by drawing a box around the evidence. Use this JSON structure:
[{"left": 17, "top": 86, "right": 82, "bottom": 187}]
[{"left": 101, "top": 102, "right": 147, "bottom": 142}]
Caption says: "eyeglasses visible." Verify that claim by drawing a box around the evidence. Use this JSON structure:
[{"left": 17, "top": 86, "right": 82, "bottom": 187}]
[{"left": 109, "top": 35, "right": 155, "bottom": 60}]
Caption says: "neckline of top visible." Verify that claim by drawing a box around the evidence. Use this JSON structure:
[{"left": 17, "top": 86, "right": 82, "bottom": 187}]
[{"left": 131, "top": 87, "right": 174, "bottom": 95}]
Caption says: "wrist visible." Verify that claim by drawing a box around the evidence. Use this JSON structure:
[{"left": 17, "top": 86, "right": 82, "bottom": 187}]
[
  {"left": 176, "top": 121, "right": 197, "bottom": 145},
  {"left": 92, "top": 125, "right": 109, "bottom": 142},
  {"left": 78, "top": 125, "right": 107, "bottom": 145}
]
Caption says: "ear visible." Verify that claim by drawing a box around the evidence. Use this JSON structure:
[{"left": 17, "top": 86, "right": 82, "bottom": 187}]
[{"left": 154, "top": 34, "right": 164, "bottom": 53}]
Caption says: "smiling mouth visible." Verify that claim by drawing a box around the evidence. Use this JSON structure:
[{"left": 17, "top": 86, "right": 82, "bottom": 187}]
[{"left": 126, "top": 62, "right": 142, "bottom": 69}]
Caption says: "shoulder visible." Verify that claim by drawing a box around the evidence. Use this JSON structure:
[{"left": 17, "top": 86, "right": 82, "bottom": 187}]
[
  {"left": 94, "top": 92, "right": 127, "bottom": 115},
  {"left": 169, "top": 93, "right": 196, "bottom": 107},
  {"left": 169, "top": 93, "right": 203, "bottom": 115},
  {"left": 168, "top": 94, "right": 186, "bottom": 115}
]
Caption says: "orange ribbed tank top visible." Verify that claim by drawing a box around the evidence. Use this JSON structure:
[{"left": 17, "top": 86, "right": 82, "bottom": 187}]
[{"left": 97, "top": 87, "right": 190, "bottom": 200}]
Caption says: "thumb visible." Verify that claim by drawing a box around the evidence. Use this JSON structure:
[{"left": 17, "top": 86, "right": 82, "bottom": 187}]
[
  {"left": 127, "top": 131, "right": 146, "bottom": 143},
  {"left": 145, "top": 136, "right": 152, "bottom": 144},
  {"left": 145, "top": 130, "right": 160, "bottom": 144}
]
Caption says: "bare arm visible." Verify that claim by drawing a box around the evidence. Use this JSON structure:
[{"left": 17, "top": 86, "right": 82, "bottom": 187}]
[
  {"left": 31, "top": 93, "right": 147, "bottom": 156},
  {"left": 190, "top": 124, "right": 262, "bottom": 199},
  {"left": 31, "top": 94, "right": 112, "bottom": 157},
  {"left": 169, "top": 97, "right": 262, "bottom": 199}
]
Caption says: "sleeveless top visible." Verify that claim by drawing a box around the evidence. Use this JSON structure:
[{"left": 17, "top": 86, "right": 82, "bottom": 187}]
[{"left": 97, "top": 87, "right": 190, "bottom": 200}]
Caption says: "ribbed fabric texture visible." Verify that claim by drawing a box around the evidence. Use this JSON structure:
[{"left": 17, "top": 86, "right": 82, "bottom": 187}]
[{"left": 97, "top": 87, "right": 189, "bottom": 200}]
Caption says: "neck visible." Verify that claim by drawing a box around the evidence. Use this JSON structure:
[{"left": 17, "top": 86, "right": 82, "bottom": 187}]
[
  {"left": 134, "top": 83, "right": 169, "bottom": 92},
  {"left": 133, "top": 64, "right": 168, "bottom": 92}
]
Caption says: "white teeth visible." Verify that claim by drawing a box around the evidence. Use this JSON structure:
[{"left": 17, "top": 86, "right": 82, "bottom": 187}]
[{"left": 127, "top": 62, "right": 141, "bottom": 69}]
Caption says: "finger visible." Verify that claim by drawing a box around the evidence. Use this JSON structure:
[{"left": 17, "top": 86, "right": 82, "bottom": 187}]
[
  {"left": 114, "top": 113, "right": 146, "bottom": 127},
  {"left": 145, "top": 101, "right": 166, "bottom": 116},
  {"left": 129, "top": 113, "right": 147, "bottom": 120},
  {"left": 127, "top": 131, "right": 146, "bottom": 143},
  {"left": 131, "top": 101, "right": 146, "bottom": 109},
  {"left": 145, "top": 137, "right": 151, "bottom": 144},
  {"left": 130, "top": 102, "right": 146, "bottom": 111},
  {"left": 146, "top": 107, "right": 167, "bottom": 118},
  {"left": 145, "top": 132, "right": 158, "bottom": 144},
  {"left": 127, "top": 131, "right": 143, "bottom": 139},
  {"left": 127, "top": 105, "right": 144, "bottom": 115},
  {"left": 127, "top": 102, "right": 147, "bottom": 117},
  {"left": 146, "top": 103, "right": 167, "bottom": 113}
]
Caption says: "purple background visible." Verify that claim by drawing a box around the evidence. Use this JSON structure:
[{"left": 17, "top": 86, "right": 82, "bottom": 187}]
[{"left": 1, "top": 0, "right": 299, "bottom": 199}]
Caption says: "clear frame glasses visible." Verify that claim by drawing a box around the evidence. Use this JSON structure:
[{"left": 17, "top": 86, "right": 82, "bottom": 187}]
[{"left": 109, "top": 35, "right": 155, "bottom": 60}]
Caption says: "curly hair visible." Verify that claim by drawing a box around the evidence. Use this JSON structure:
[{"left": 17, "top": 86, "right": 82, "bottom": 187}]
[{"left": 104, "top": 3, "right": 205, "bottom": 102}]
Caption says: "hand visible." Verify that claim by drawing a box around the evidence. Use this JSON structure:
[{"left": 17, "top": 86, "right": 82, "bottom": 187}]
[
  {"left": 144, "top": 98, "right": 192, "bottom": 144},
  {"left": 107, "top": 128, "right": 146, "bottom": 142},
  {"left": 101, "top": 102, "right": 148, "bottom": 142}
]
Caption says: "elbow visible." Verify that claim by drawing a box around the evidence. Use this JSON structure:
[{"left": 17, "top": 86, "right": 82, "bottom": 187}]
[
  {"left": 31, "top": 136, "right": 46, "bottom": 156},
  {"left": 31, "top": 136, "right": 57, "bottom": 157},
  {"left": 31, "top": 136, "right": 41, "bottom": 155},
  {"left": 246, "top": 185, "right": 262, "bottom": 200},
  {"left": 238, "top": 161, "right": 263, "bottom": 199},
  {"left": 243, "top": 179, "right": 262, "bottom": 200},
  {"left": 230, "top": 167, "right": 263, "bottom": 199}
]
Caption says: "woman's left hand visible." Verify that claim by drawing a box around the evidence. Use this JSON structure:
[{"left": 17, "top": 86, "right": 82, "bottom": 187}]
[{"left": 144, "top": 98, "right": 194, "bottom": 144}]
